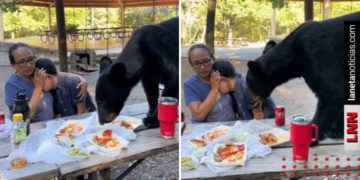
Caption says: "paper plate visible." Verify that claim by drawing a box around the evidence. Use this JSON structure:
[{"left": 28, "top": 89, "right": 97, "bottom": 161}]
[
  {"left": 88, "top": 129, "right": 129, "bottom": 152},
  {"left": 257, "top": 128, "right": 290, "bottom": 147},
  {"left": 198, "top": 125, "right": 231, "bottom": 143},
  {"left": 209, "top": 142, "right": 247, "bottom": 166},
  {"left": 112, "top": 115, "right": 143, "bottom": 130},
  {"left": 54, "top": 120, "right": 87, "bottom": 146}
]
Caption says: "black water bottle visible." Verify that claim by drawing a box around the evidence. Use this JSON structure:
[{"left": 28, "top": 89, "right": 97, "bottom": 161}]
[{"left": 13, "top": 89, "right": 30, "bottom": 135}]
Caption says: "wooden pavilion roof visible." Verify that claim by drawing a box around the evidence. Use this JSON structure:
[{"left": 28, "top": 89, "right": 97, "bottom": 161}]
[
  {"left": 18, "top": 0, "right": 178, "bottom": 8},
  {"left": 287, "top": 0, "right": 360, "bottom": 2}
]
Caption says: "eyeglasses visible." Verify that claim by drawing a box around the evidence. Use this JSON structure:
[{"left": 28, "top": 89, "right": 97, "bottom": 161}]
[
  {"left": 15, "top": 56, "right": 37, "bottom": 67},
  {"left": 191, "top": 58, "right": 212, "bottom": 69}
]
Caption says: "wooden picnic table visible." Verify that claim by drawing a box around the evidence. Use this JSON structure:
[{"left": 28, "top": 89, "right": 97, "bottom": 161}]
[
  {"left": 0, "top": 102, "right": 178, "bottom": 179},
  {"left": 181, "top": 119, "right": 352, "bottom": 180}
]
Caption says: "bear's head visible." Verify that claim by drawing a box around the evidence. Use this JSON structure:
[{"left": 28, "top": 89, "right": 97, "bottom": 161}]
[
  {"left": 246, "top": 60, "right": 276, "bottom": 100},
  {"left": 96, "top": 62, "right": 134, "bottom": 124},
  {"left": 246, "top": 40, "right": 298, "bottom": 101}
]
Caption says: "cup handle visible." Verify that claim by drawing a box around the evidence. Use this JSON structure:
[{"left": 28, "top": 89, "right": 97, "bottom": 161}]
[{"left": 311, "top": 124, "right": 319, "bottom": 143}]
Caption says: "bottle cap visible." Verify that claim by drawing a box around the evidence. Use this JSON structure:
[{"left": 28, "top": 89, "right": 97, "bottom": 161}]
[{"left": 13, "top": 113, "right": 23, "bottom": 123}]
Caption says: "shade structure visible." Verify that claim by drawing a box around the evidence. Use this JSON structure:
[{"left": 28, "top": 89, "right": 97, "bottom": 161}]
[{"left": 16, "top": 0, "right": 178, "bottom": 8}]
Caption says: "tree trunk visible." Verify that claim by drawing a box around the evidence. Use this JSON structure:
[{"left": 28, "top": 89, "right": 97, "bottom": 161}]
[
  {"left": 0, "top": 10, "right": 4, "bottom": 41},
  {"left": 322, "top": 0, "right": 331, "bottom": 20},
  {"left": 55, "top": 0, "right": 68, "bottom": 72},
  {"left": 305, "top": 0, "right": 314, "bottom": 21},
  {"left": 205, "top": 0, "right": 216, "bottom": 54},
  {"left": 271, "top": 7, "right": 276, "bottom": 37},
  {"left": 227, "top": 28, "right": 232, "bottom": 47},
  {"left": 47, "top": 6, "right": 52, "bottom": 31}
]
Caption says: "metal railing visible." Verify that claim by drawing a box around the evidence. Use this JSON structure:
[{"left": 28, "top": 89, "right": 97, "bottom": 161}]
[{"left": 39, "top": 27, "right": 138, "bottom": 44}]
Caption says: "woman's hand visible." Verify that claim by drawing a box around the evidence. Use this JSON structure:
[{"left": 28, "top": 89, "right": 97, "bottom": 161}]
[
  {"left": 210, "top": 70, "right": 220, "bottom": 91},
  {"left": 33, "top": 68, "right": 46, "bottom": 89},
  {"left": 252, "top": 101, "right": 264, "bottom": 120},
  {"left": 59, "top": 72, "right": 88, "bottom": 101},
  {"left": 76, "top": 75, "right": 87, "bottom": 101}
]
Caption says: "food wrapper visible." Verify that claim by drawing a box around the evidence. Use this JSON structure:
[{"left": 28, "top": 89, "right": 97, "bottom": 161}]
[
  {"left": 208, "top": 142, "right": 247, "bottom": 167},
  {"left": 193, "top": 124, "right": 232, "bottom": 144},
  {"left": 181, "top": 148, "right": 199, "bottom": 171},
  {"left": 87, "top": 130, "right": 129, "bottom": 157},
  {"left": 243, "top": 120, "right": 273, "bottom": 134},
  {"left": 182, "top": 120, "right": 274, "bottom": 174},
  {"left": 182, "top": 135, "right": 207, "bottom": 158},
  {"left": 7, "top": 113, "right": 139, "bottom": 164},
  {"left": 201, "top": 139, "right": 270, "bottom": 174},
  {"left": 257, "top": 128, "right": 290, "bottom": 147},
  {"left": 47, "top": 113, "right": 99, "bottom": 147},
  {"left": 111, "top": 115, "right": 143, "bottom": 130},
  {"left": 7, "top": 129, "right": 90, "bottom": 165},
  {"left": 101, "top": 124, "right": 137, "bottom": 141}
]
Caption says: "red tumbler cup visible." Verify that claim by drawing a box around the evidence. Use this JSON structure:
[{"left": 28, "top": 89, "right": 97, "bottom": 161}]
[
  {"left": 290, "top": 115, "right": 318, "bottom": 163},
  {"left": 158, "top": 97, "right": 178, "bottom": 139}
]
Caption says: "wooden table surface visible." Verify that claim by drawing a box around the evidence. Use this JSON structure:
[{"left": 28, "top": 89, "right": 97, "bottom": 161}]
[
  {"left": 181, "top": 120, "right": 349, "bottom": 180},
  {"left": 0, "top": 102, "right": 179, "bottom": 179}
]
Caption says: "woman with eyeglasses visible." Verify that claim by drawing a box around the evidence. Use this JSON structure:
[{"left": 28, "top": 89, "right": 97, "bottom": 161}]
[
  {"left": 184, "top": 44, "right": 237, "bottom": 123},
  {"left": 184, "top": 44, "right": 276, "bottom": 123},
  {"left": 4, "top": 43, "right": 87, "bottom": 122}
]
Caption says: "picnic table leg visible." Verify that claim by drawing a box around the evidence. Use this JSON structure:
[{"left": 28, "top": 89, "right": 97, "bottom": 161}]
[
  {"left": 88, "top": 172, "right": 97, "bottom": 180},
  {"left": 100, "top": 168, "right": 111, "bottom": 180},
  {"left": 116, "top": 159, "right": 144, "bottom": 179}
]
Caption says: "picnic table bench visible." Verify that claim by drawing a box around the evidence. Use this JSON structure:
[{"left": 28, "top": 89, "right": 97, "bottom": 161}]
[
  {"left": 0, "top": 102, "right": 178, "bottom": 179},
  {"left": 181, "top": 119, "right": 350, "bottom": 179}
]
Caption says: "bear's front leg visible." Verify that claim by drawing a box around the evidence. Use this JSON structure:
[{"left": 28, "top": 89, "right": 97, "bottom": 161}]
[
  {"left": 143, "top": 111, "right": 160, "bottom": 128},
  {"left": 326, "top": 108, "right": 344, "bottom": 138},
  {"left": 311, "top": 98, "right": 343, "bottom": 145},
  {"left": 141, "top": 78, "right": 160, "bottom": 123}
]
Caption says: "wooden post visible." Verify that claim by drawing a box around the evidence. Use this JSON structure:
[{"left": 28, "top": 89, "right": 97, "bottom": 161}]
[
  {"left": 205, "top": 0, "right": 216, "bottom": 54},
  {"left": 120, "top": 3, "right": 125, "bottom": 47},
  {"left": 0, "top": 9, "right": 4, "bottom": 41},
  {"left": 304, "top": 0, "right": 313, "bottom": 21},
  {"left": 323, "top": 0, "right": 330, "bottom": 20},
  {"left": 271, "top": 7, "right": 276, "bottom": 37},
  {"left": 121, "top": 5, "right": 125, "bottom": 28},
  {"left": 55, "top": 0, "right": 68, "bottom": 72},
  {"left": 48, "top": 6, "right": 52, "bottom": 31},
  {"left": 91, "top": 8, "right": 94, "bottom": 29}
]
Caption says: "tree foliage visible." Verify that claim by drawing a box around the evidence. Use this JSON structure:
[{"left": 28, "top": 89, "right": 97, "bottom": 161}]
[
  {"left": 181, "top": 0, "right": 360, "bottom": 46},
  {"left": 2, "top": 5, "right": 178, "bottom": 39}
]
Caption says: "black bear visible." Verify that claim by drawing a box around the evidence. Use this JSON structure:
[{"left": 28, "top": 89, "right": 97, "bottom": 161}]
[
  {"left": 96, "top": 17, "right": 179, "bottom": 128},
  {"left": 246, "top": 12, "right": 360, "bottom": 140}
]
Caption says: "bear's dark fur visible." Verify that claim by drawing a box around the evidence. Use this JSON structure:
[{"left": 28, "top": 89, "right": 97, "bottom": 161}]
[
  {"left": 246, "top": 12, "right": 360, "bottom": 140},
  {"left": 96, "top": 17, "right": 179, "bottom": 128}
]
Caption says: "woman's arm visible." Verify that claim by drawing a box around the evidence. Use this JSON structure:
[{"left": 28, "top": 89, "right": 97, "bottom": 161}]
[
  {"left": 59, "top": 72, "right": 87, "bottom": 101},
  {"left": 76, "top": 101, "right": 87, "bottom": 114},
  {"left": 188, "top": 71, "right": 220, "bottom": 122},
  {"left": 28, "top": 68, "right": 46, "bottom": 119}
]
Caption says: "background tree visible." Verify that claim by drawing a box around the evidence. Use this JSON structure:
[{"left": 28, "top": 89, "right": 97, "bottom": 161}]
[
  {"left": 205, "top": 0, "right": 216, "bottom": 54},
  {"left": 2, "top": 6, "right": 178, "bottom": 39},
  {"left": 181, "top": 0, "right": 360, "bottom": 46}
]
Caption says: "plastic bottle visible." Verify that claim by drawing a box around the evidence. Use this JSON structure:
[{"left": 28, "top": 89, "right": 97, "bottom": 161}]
[
  {"left": 13, "top": 89, "right": 30, "bottom": 135},
  {"left": 10, "top": 113, "right": 27, "bottom": 149}
]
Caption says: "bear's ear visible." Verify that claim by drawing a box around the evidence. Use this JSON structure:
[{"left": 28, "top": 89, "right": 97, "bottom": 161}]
[
  {"left": 109, "top": 63, "right": 127, "bottom": 83},
  {"left": 247, "top": 61, "right": 264, "bottom": 77},
  {"left": 99, "top": 56, "right": 112, "bottom": 74}
]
